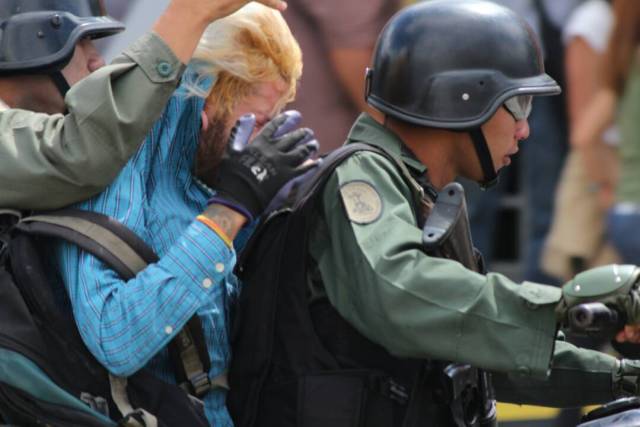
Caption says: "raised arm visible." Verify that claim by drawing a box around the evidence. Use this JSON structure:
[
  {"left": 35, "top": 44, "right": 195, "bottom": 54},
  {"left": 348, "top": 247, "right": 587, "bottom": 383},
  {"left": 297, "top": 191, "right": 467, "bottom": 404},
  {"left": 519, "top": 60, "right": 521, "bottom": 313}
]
[{"left": 0, "top": 0, "right": 287, "bottom": 210}]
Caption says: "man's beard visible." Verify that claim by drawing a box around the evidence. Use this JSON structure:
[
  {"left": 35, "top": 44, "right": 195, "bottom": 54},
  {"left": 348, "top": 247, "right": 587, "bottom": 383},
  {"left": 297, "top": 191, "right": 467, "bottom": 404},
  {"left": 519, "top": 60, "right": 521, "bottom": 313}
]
[{"left": 195, "top": 113, "right": 230, "bottom": 189}]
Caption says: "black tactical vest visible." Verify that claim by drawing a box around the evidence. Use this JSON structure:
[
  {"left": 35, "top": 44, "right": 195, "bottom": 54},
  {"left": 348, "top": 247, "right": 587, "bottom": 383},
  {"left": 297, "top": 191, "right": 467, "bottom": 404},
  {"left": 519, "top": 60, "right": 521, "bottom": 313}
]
[{"left": 228, "top": 144, "right": 496, "bottom": 427}]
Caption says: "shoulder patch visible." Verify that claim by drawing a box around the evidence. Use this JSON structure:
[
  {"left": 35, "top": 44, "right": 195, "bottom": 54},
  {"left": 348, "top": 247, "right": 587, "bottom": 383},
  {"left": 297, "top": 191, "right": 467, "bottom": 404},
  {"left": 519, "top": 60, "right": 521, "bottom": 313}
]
[{"left": 339, "top": 180, "right": 383, "bottom": 225}]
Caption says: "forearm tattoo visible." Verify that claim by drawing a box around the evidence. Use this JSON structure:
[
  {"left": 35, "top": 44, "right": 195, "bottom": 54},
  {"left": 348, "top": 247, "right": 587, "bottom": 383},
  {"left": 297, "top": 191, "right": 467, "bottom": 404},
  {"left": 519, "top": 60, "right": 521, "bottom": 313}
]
[{"left": 203, "top": 204, "right": 244, "bottom": 238}]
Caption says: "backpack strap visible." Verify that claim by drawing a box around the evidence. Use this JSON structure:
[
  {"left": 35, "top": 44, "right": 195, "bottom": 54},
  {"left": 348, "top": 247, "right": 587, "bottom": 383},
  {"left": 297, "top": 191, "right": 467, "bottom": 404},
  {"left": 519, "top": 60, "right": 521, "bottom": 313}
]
[
  {"left": 20, "top": 212, "right": 151, "bottom": 280},
  {"left": 293, "top": 142, "right": 428, "bottom": 220},
  {"left": 15, "top": 209, "right": 214, "bottom": 400}
]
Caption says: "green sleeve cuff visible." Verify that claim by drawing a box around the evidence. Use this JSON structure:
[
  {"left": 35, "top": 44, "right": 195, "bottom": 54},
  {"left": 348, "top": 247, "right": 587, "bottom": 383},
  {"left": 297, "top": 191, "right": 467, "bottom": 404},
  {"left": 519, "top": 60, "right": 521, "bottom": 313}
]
[
  {"left": 493, "top": 340, "right": 618, "bottom": 407},
  {"left": 120, "top": 32, "right": 186, "bottom": 84}
]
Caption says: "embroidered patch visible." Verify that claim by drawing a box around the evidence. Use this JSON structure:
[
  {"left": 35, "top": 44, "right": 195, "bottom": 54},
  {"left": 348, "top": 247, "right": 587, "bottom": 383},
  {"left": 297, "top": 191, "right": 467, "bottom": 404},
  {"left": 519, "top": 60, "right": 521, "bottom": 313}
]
[{"left": 339, "top": 180, "right": 383, "bottom": 224}]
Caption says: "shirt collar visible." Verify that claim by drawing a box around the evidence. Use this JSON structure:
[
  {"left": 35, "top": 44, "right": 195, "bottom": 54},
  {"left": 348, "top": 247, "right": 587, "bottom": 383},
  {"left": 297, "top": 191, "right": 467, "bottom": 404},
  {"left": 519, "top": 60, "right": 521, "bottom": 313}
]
[{"left": 345, "top": 113, "right": 428, "bottom": 176}]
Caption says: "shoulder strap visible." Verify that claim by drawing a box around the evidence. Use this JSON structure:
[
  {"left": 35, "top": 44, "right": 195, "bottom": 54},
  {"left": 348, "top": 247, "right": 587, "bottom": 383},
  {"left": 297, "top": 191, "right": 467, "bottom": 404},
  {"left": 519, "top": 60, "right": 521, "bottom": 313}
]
[
  {"left": 240, "top": 142, "right": 427, "bottom": 268},
  {"left": 15, "top": 208, "right": 213, "bottom": 399},
  {"left": 19, "top": 210, "right": 154, "bottom": 280},
  {"left": 293, "top": 142, "right": 426, "bottom": 213}
]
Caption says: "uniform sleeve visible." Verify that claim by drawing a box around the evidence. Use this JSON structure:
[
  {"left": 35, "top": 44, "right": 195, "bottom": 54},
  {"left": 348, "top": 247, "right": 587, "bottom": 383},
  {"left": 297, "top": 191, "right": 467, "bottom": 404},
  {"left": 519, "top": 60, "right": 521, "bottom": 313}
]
[
  {"left": 0, "top": 32, "right": 185, "bottom": 210},
  {"left": 492, "top": 339, "right": 618, "bottom": 406},
  {"left": 58, "top": 220, "right": 235, "bottom": 377},
  {"left": 314, "top": 152, "right": 562, "bottom": 380}
]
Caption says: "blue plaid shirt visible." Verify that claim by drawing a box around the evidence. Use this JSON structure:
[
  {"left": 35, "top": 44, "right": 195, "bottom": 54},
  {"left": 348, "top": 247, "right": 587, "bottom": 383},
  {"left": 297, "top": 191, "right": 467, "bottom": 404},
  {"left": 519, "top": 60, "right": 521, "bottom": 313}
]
[{"left": 54, "top": 72, "right": 250, "bottom": 426}]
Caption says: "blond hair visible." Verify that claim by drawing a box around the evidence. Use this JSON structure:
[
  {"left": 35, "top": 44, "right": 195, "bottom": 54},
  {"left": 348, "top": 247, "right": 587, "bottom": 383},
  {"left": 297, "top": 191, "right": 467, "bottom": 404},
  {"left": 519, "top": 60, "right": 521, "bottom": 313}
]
[{"left": 186, "top": 2, "right": 302, "bottom": 117}]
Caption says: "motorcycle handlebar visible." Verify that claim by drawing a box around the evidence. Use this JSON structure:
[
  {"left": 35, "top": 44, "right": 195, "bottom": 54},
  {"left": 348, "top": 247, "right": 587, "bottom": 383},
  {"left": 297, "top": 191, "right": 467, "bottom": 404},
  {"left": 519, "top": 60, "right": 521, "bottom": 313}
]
[{"left": 566, "top": 303, "right": 626, "bottom": 336}]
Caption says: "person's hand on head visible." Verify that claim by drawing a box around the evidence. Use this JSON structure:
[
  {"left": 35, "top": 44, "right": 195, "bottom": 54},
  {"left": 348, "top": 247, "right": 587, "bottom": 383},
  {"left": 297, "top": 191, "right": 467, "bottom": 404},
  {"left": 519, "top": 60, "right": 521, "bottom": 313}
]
[
  {"left": 155, "top": 0, "right": 287, "bottom": 64},
  {"left": 176, "top": 0, "right": 286, "bottom": 22},
  {"left": 209, "top": 110, "right": 319, "bottom": 221}
]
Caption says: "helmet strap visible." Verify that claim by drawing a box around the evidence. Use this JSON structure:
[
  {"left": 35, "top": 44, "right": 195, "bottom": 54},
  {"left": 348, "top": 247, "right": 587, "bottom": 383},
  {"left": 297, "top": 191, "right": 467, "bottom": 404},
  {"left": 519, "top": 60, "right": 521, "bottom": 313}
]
[
  {"left": 49, "top": 71, "right": 70, "bottom": 100},
  {"left": 469, "top": 128, "right": 498, "bottom": 189}
]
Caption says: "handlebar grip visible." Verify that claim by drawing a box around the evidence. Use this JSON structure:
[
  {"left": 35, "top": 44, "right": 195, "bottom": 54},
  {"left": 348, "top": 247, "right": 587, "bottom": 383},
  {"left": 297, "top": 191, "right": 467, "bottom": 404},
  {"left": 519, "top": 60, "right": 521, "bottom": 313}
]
[{"left": 567, "top": 303, "right": 625, "bottom": 335}]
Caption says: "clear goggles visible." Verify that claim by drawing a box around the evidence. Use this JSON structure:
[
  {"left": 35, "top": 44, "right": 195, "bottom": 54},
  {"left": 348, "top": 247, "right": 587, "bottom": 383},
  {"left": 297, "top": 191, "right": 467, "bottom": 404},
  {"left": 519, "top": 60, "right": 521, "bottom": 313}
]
[{"left": 503, "top": 95, "right": 533, "bottom": 121}]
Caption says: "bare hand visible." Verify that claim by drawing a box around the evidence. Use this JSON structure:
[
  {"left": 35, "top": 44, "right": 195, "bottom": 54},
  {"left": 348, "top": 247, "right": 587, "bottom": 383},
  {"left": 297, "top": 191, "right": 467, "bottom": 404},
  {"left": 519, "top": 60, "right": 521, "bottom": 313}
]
[
  {"left": 178, "top": 0, "right": 287, "bottom": 22},
  {"left": 616, "top": 325, "right": 640, "bottom": 344},
  {"left": 154, "top": 0, "right": 287, "bottom": 64}
]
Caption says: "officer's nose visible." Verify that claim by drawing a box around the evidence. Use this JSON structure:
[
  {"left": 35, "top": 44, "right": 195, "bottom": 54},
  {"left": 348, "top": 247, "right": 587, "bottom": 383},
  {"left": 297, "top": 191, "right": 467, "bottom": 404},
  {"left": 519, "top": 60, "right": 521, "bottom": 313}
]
[
  {"left": 515, "top": 119, "right": 530, "bottom": 140},
  {"left": 85, "top": 40, "right": 106, "bottom": 72},
  {"left": 88, "top": 55, "right": 106, "bottom": 72}
]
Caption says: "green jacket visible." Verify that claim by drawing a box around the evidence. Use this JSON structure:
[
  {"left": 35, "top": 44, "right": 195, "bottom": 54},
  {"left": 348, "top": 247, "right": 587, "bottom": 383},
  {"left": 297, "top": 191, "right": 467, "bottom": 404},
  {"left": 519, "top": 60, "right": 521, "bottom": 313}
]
[
  {"left": 309, "top": 113, "right": 621, "bottom": 407},
  {"left": 0, "top": 32, "right": 185, "bottom": 210}
]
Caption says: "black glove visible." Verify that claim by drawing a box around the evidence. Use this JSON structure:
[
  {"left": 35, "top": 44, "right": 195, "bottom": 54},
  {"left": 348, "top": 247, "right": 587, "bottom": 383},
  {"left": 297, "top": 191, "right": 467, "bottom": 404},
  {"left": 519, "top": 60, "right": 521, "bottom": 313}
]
[{"left": 209, "top": 110, "right": 318, "bottom": 220}]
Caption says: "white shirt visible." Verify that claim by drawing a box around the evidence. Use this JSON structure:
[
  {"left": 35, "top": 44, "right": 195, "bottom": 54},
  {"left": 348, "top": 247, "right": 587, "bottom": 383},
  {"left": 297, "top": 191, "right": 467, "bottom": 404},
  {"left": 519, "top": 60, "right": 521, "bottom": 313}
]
[
  {"left": 563, "top": 0, "right": 618, "bottom": 146},
  {"left": 562, "top": 0, "right": 614, "bottom": 53},
  {"left": 488, "top": 0, "right": 582, "bottom": 55}
]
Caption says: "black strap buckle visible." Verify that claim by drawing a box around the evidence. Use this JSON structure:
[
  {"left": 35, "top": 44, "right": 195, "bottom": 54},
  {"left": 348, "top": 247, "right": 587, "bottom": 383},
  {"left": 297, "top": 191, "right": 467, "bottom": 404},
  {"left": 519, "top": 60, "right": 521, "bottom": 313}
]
[
  {"left": 0, "top": 211, "right": 21, "bottom": 263},
  {"left": 181, "top": 372, "right": 212, "bottom": 398},
  {"left": 369, "top": 374, "right": 409, "bottom": 406},
  {"left": 441, "top": 363, "right": 483, "bottom": 427},
  {"left": 80, "top": 392, "right": 110, "bottom": 417}
]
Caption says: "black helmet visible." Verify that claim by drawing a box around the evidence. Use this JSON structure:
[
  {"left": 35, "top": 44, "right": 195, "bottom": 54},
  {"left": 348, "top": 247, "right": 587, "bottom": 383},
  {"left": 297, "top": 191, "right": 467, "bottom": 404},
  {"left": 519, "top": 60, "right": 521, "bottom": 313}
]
[
  {"left": 0, "top": 0, "right": 124, "bottom": 74},
  {"left": 365, "top": 0, "right": 561, "bottom": 186}
]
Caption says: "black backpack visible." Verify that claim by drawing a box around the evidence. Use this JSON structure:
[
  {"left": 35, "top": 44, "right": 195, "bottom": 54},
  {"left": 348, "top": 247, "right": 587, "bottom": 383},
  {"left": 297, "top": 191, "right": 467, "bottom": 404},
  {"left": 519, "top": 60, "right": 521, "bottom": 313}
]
[
  {"left": 0, "top": 208, "right": 212, "bottom": 427},
  {"left": 227, "top": 144, "right": 450, "bottom": 427}
]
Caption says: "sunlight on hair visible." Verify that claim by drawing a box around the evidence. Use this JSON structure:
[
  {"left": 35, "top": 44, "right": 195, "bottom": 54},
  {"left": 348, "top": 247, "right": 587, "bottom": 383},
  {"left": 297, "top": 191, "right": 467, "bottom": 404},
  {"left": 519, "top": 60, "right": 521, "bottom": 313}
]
[{"left": 185, "top": 2, "right": 302, "bottom": 118}]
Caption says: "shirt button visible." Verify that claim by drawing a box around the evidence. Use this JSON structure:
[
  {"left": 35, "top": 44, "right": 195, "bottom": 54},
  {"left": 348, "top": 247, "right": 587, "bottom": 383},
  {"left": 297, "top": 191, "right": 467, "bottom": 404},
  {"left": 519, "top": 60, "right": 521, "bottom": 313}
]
[
  {"left": 164, "top": 325, "right": 174, "bottom": 335},
  {"left": 202, "top": 278, "right": 213, "bottom": 289},
  {"left": 215, "top": 263, "right": 225, "bottom": 273},
  {"left": 156, "top": 61, "right": 173, "bottom": 77}
]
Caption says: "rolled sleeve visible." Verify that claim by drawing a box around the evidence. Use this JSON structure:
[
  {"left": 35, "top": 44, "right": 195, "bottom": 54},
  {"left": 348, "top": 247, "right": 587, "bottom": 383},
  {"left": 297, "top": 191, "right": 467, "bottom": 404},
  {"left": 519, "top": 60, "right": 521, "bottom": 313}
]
[
  {"left": 59, "top": 218, "right": 236, "bottom": 376},
  {"left": 173, "top": 220, "right": 236, "bottom": 302}
]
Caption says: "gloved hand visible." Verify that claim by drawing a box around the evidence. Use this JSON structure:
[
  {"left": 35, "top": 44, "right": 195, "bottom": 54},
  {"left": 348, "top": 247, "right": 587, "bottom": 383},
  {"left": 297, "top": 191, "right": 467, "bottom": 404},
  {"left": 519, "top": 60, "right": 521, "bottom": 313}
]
[
  {"left": 209, "top": 110, "right": 318, "bottom": 221},
  {"left": 613, "top": 359, "right": 640, "bottom": 397},
  {"left": 556, "top": 265, "right": 640, "bottom": 327}
]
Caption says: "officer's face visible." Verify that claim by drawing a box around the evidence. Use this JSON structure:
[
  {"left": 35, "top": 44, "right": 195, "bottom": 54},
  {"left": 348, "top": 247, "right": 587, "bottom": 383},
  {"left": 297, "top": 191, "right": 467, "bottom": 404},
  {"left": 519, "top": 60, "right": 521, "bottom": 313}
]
[
  {"left": 481, "top": 106, "right": 530, "bottom": 170},
  {"left": 61, "top": 38, "right": 106, "bottom": 87}
]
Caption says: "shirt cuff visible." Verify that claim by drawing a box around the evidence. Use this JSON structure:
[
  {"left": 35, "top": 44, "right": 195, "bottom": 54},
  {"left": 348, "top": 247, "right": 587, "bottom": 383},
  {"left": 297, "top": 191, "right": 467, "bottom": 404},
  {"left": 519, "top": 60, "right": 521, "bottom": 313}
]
[
  {"left": 167, "top": 219, "right": 236, "bottom": 302},
  {"left": 121, "top": 32, "right": 186, "bottom": 84}
]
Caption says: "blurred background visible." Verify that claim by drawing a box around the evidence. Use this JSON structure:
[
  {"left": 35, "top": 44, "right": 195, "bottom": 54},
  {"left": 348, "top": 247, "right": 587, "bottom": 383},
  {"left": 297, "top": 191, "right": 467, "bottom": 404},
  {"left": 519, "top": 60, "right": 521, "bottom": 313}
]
[{"left": 100, "top": 1, "right": 634, "bottom": 425}]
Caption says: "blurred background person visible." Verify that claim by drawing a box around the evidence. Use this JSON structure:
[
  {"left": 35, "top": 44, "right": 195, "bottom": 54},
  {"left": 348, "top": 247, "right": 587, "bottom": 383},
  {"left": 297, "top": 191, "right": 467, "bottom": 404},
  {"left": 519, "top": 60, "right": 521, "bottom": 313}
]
[
  {"left": 574, "top": 0, "right": 640, "bottom": 265},
  {"left": 542, "top": 0, "right": 618, "bottom": 282},
  {"left": 100, "top": 0, "right": 400, "bottom": 154},
  {"left": 99, "top": 0, "right": 170, "bottom": 61},
  {"left": 283, "top": 0, "right": 401, "bottom": 153},
  {"left": 458, "top": 0, "right": 581, "bottom": 284}
]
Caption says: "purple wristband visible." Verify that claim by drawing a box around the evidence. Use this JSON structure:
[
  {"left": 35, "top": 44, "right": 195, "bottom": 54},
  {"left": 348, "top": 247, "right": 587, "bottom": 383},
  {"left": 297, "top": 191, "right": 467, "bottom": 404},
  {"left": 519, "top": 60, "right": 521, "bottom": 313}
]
[{"left": 207, "top": 196, "right": 254, "bottom": 223}]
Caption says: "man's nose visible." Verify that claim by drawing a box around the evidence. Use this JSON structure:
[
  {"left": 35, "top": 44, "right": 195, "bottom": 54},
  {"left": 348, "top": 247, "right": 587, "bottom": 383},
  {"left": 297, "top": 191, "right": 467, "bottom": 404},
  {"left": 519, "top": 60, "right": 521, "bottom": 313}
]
[
  {"left": 88, "top": 55, "right": 106, "bottom": 72},
  {"left": 85, "top": 40, "right": 106, "bottom": 72},
  {"left": 516, "top": 119, "right": 530, "bottom": 140}
]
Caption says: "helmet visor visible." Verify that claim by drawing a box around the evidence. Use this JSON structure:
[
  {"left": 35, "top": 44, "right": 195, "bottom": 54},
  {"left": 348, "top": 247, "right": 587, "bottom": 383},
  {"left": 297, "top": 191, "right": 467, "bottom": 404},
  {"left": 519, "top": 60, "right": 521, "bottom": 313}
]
[{"left": 504, "top": 95, "right": 533, "bottom": 121}]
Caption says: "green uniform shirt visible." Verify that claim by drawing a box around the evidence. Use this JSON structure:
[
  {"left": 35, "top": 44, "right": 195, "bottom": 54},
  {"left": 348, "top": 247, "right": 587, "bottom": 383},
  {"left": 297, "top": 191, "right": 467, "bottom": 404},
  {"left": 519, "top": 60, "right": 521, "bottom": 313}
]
[
  {"left": 309, "top": 113, "right": 620, "bottom": 407},
  {"left": 617, "top": 61, "right": 640, "bottom": 204},
  {"left": 0, "top": 32, "right": 185, "bottom": 210}
]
